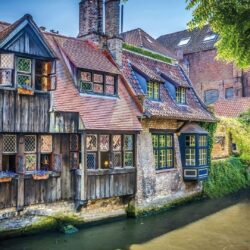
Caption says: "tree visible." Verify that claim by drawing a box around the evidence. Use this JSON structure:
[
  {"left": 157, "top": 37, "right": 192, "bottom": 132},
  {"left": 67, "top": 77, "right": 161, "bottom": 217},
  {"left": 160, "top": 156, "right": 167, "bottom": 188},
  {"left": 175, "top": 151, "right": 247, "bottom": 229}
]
[{"left": 186, "top": 0, "right": 250, "bottom": 69}]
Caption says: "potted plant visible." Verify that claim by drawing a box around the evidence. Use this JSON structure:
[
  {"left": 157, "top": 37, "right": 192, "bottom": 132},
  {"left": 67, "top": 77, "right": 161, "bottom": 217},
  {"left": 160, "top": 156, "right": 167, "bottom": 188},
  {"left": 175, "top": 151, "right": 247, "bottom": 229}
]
[
  {"left": 0, "top": 171, "right": 16, "bottom": 183},
  {"left": 32, "top": 170, "right": 49, "bottom": 181}
]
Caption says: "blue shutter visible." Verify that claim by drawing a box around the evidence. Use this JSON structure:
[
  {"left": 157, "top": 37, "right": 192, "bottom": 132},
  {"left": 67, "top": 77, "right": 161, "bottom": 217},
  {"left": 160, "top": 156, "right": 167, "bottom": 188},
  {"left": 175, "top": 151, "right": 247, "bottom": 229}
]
[
  {"left": 134, "top": 71, "right": 148, "bottom": 94},
  {"left": 164, "top": 81, "right": 176, "bottom": 99}
]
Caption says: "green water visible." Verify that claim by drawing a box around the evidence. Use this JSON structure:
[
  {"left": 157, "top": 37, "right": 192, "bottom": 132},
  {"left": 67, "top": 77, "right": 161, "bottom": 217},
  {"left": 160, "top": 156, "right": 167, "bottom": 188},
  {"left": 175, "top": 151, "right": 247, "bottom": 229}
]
[{"left": 1, "top": 189, "right": 250, "bottom": 250}]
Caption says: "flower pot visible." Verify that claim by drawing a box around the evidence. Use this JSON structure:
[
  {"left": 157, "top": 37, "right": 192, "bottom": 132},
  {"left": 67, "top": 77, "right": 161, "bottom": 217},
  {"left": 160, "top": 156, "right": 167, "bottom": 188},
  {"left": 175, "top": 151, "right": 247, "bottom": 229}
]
[
  {"left": 0, "top": 177, "right": 12, "bottom": 183},
  {"left": 32, "top": 174, "right": 49, "bottom": 181}
]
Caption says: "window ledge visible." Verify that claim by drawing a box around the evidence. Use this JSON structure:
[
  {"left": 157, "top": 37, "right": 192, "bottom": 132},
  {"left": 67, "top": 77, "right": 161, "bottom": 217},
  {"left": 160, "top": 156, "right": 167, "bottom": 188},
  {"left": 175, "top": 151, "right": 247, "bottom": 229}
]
[
  {"left": 87, "top": 167, "right": 135, "bottom": 176},
  {"left": 156, "top": 168, "right": 178, "bottom": 174},
  {"left": 80, "top": 93, "right": 119, "bottom": 100}
]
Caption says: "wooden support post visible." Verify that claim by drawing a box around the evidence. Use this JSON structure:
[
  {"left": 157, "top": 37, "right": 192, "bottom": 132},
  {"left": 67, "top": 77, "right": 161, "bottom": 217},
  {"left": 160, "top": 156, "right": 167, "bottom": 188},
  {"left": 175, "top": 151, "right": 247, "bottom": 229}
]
[
  {"left": 17, "top": 176, "right": 24, "bottom": 211},
  {"left": 0, "top": 134, "right": 3, "bottom": 171}
]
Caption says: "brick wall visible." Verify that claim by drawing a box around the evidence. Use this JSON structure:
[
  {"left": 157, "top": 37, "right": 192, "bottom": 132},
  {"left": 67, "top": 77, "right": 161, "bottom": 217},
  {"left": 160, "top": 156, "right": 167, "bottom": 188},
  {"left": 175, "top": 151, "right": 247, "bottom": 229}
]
[
  {"left": 185, "top": 49, "right": 245, "bottom": 102},
  {"left": 135, "top": 118, "right": 202, "bottom": 210}
]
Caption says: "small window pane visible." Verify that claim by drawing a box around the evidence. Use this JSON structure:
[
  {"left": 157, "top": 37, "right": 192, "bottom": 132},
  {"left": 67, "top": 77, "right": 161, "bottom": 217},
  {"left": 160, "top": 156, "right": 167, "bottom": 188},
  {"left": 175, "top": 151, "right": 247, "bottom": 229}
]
[
  {"left": 100, "top": 135, "right": 109, "bottom": 151},
  {"left": 86, "top": 135, "right": 97, "bottom": 151},
  {"left": 93, "top": 83, "right": 104, "bottom": 93},
  {"left": 124, "top": 151, "right": 133, "bottom": 167},
  {"left": 159, "top": 135, "right": 166, "bottom": 147},
  {"left": 100, "top": 151, "right": 110, "bottom": 169},
  {"left": 185, "top": 148, "right": 196, "bottom": 166},
  {"left": 70, "top": 134, "right": 79, "bottom": 151},
  {"left": 106, "top": 84, "right": 115, "bottom": 95},
  {"left": 87, "top": 153, "right": 96, "bottom": 169},
  {"left": 80, "top": 81, "right": 93, "bottom": 92},
  {"left": 113, "top": 135, "right": 122, "bottom": 151},
  {"left": 3, "top": 135, "right": 17, "bottom": 153},
  {"left": 159, "top": 149, "right": 166, "bottom": 168},
  {"left": 17, "top": 74, "right": 32, "bottom": 87},
  {"left": 17, "top": 58, "right": 31, "bottom": 73},
  {"left": 81, "top": 72, "right": 91, "bottom": 82},
  {"left": 24, "top": 135, "right": 36, "bottom": 153},
  {"left": 106, "top": 75, "right": 115, "bottom": 85},
  {"left": 124, "top": 135, "right": 133, "bottom": 150},
  {"left": 199, "top": 135, "right": 207, "bottom": 147},
  {"left": 147, "top": 82, "right": 154, "bottom": 99},
  {"left": 41, "top": 135, "right": 53, "bottom": 153},
  {"left": 0, "top": 70, "right": 12, "bottom": 85},
  {"left": 40, "top": 154, "right": 50, "bottom": 171},
  {"left": 199, "top": 148, "right": 207, "bottom": 165},
  {"left": 186, "top": 135, "right": 196, "bottom": 147},
  {"left": 176, "top": 87, "right": 186, "bottom": 104},
  {"left": 0, "top": 54, "right": 14, "bottom": 69},
  {"left": 225, "top": 88, "right": 234, "bottom": 99},
  {"left": 152, "top": 135, "right": 158, "bottom": 147},
  {"left": 167, "top": 149, "right": 173, "bottom": 167},
  {"left": 154, "top": 83, "right": 159, "bottom": 99},
  {"left": 154, "top": 149, "right": 159, "bottom": 169},
  {"left": 113, "top": 152, "right": 122, "bottom": 167},
  {"left": 93, "top": 74, "right": 103, "bottom": 83},
  {"left": 25, "top": 154, "right": 37, "bottom": 171},
  {"left": 166, "top": 135, "right": 173, "bottom": 147}
]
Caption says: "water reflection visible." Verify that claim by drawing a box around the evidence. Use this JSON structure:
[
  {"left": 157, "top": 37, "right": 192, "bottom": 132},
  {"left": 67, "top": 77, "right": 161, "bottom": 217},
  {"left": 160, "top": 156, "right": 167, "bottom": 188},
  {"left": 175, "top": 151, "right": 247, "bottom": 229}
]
[{"left": 0, "top": 189, "right": 249, "bottom": 250}]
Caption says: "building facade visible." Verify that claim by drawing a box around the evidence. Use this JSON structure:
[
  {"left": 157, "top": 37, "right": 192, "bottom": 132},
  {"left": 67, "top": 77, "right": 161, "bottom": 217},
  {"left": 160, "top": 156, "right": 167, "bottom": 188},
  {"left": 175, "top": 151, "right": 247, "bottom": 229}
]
[{"left": 0, "top": 0, "right": 214, "bottom": 220}]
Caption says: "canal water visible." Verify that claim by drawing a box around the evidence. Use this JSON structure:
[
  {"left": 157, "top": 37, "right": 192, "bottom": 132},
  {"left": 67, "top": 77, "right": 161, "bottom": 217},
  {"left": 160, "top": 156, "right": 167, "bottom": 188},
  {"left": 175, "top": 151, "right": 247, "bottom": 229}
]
[{"left": 1, "top": 189, "right": 249, "bottom": 250}]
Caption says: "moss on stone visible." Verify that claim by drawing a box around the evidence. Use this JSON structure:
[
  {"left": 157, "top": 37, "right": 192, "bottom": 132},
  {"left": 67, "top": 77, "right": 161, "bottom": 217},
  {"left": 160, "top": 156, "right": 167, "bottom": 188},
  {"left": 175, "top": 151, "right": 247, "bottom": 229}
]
[{"left": 127, "top": 193, "right": 202, "bottom": 217}]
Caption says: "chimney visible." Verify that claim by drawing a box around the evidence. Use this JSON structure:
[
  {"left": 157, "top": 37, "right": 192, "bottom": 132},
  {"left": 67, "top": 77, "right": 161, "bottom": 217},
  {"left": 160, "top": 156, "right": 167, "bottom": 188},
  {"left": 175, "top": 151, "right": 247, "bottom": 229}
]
[
  {"left": 105, "top": 0, "right": 123, "bottom": 66},
  {"left": 78, "top": 0, "right": 104, "bottom": 43}
]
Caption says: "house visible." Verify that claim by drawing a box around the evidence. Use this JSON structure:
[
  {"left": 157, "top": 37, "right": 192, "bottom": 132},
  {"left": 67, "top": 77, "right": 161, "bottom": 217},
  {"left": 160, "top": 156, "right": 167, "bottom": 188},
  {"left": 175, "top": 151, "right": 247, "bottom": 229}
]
[
  {"left": 0, "top": 0, "right": 215, "bottom": 221},
  {"left": 157, "top": 25, "right": 250, "bottom": 106}
]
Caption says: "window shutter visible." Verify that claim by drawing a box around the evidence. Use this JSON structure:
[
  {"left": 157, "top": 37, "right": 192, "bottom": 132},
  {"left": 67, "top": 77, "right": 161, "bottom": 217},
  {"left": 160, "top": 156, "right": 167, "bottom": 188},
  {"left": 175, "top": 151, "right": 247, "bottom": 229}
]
[
  {"left": 16, "top": 154, "right": 26, "bottom": 174},
  {"left": 51, "top": 154, "right": 62, "bottom": 172}
]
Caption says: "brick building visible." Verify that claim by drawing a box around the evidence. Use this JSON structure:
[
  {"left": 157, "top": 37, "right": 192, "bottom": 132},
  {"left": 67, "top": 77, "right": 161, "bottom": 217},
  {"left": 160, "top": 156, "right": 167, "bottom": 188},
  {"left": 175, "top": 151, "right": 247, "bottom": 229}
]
[{"left": 157, "top": 25, "right": 250, "bottom": 105}]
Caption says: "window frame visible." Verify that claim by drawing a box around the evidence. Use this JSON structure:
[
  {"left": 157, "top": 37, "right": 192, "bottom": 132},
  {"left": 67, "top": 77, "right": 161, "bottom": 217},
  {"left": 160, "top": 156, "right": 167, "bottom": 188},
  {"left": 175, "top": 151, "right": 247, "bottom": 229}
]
[
  {"left": 86, "top": 133, "right": 135, "bottom": 170},
  {"left": 147, "top": 81, "right": 160, "bottom": 101},
  {"left": 0, "top": 53, "right": 15, "bottom": 87},
  {"left": 176, "top": 87, "right": 186, "bottom": 104},
  {"left": 78, "top": 69, "right": 118, "bottom": 97},
  {"left": 152, "top": 133, "right": 175, "bottom": 171}
]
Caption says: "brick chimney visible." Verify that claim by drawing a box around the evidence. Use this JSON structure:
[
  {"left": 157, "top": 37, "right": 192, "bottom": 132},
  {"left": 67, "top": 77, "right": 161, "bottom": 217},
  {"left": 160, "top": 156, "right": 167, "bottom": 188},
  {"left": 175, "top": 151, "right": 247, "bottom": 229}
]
[
  {"left": 105, "top": 0, "right": 123, "bottom": 66},
  {"left": 78, "top": 0, "right": 104, "bottom": 43}
]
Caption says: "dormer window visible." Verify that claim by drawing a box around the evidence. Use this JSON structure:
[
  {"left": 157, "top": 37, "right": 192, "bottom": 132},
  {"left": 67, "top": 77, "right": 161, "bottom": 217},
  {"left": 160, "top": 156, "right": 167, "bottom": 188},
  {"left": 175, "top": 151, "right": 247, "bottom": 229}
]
[
  {"left": 178, "top": 37, "right": 191, "bottom": 47},
  {"left": 176, "top": 87, "right": 186, "bottom": 104},
  {"left": 0, "top": 53, "right": 56, "bottom": 92},
  {"left": 79, "top": 70, "right": 117, "bottom": 96},
  {"left": 147, "top": 82, "right": 160, "bottom": 101}
]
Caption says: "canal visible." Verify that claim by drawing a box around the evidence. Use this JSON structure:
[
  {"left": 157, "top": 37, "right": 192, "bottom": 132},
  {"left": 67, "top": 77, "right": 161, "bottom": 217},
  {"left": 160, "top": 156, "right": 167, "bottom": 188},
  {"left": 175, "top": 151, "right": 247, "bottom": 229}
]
[{"left": 1, "top": 189, "right": 249, "bottom": 250}]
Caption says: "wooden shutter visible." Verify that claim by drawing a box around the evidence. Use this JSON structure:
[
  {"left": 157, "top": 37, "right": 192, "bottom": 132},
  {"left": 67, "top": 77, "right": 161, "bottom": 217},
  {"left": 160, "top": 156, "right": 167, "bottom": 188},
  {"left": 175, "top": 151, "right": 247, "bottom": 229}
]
[
  {"left": 51, "top": 154, "right": 62, "bottom": 173},
  {"left": 16, "top": 154, "right": 26, "bottom": 174}
]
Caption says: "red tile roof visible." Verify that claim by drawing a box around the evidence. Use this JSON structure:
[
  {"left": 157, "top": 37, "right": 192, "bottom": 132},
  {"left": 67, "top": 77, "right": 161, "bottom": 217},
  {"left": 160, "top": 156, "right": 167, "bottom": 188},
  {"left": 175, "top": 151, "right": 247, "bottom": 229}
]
[
  {"left": 45, "top": 34, "right": 142, "bottom": 131},
  {"left": 213, "top": 98, "right": 250, "bottom": 117},
  {"left": 122, "top": 28, "right": 177, "bottom": 59},
  {"left": 122, "top": 50, "right": 215, "bottom": 122}
]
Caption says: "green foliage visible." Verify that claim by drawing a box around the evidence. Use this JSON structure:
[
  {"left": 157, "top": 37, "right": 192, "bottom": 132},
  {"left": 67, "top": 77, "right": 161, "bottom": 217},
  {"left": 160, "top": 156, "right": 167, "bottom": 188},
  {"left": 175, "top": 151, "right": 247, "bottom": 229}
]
[
  {"left": 204, "top": 157, "right": 250, "bottom": 198},
  {"left": 219, "top": 117, "right": 250, "bottom": 161},
  {"left": 186, "top": 0, "right": 250, "bottom": 69},
  {"left": 199, "top": 121, "right": 218, "bottom": 167},
  {"left": 239, "top": 108, "right": 250, "bottom": 125},
  {"left": 123, "top": 43, "right": 173, "bottom": 64}
]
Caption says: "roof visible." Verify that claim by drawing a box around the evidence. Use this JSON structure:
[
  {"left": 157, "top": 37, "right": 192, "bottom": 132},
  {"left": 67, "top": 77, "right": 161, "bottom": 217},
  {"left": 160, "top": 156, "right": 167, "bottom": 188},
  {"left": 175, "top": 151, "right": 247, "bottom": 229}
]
[
  {"left": 214, "top": 98, "right": 250, "bottom": 118},
  {"left": 45, "top": 33, "right": 142, "bottom": 131},
  {"left": 122, "top": 28, "right": 177, "bottom": 59},
  {"left": 180, "top": 123, "right": 208, "bottom": 134},
  {"left": 157, "top": 25, "right": 218, "bottom": 55},
  {"left": 122, "top": 50, "right": 215, "bottom": 122}
]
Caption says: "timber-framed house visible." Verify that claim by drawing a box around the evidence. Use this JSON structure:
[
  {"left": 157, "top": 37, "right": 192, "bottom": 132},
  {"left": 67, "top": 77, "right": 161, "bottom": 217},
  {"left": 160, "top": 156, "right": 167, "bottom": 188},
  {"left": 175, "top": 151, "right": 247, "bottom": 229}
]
[{"left": 0, "top": 0, "right": 215, "bottom": 216}]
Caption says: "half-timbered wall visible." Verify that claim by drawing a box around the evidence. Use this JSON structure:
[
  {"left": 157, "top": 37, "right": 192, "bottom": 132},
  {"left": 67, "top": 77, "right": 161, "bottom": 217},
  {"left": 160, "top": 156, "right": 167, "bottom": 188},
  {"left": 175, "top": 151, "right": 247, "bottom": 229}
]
[{"left": 0, "top": 90, "right": 50, "bottom": 133}]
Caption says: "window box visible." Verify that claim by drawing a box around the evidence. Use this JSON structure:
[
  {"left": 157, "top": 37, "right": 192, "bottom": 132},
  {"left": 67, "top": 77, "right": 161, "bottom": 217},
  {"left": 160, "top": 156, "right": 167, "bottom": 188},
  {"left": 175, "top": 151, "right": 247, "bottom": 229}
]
[
  {"left": 0, "top": 171, "right": 16, "bottom": 183},
  {"left": 32, "top": 171, "right": 49, "bottom": 181},
  {"left": 17, "top": 84, "right": 34, "bottom": 95}
]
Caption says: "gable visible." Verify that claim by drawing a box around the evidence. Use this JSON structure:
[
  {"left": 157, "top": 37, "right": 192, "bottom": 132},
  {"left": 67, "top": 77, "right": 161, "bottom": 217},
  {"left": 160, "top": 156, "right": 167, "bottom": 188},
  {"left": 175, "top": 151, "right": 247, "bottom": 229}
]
[{"left": 0, "top": 17, "right": 55, "bottom": 58}]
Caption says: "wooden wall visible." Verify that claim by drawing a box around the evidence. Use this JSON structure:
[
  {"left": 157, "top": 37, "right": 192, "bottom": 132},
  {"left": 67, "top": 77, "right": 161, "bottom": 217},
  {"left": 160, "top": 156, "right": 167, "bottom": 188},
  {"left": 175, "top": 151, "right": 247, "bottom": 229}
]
[{"left": 0, "top": 90, "right": 50, "bottom": 133}]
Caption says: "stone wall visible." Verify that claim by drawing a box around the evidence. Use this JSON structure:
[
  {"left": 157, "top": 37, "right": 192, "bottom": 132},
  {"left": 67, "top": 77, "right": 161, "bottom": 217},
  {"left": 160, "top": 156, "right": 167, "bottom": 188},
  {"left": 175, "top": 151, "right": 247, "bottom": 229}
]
[{"left": 135, "top": 118, "right": 202, "bottom": 210}]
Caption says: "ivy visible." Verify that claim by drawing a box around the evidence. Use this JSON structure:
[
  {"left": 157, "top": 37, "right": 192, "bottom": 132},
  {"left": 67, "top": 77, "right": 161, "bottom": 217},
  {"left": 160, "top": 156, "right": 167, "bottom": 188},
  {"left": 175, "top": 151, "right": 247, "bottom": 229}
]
[{"left": 122, "top": 43, "right": 173, "bottom": 64}]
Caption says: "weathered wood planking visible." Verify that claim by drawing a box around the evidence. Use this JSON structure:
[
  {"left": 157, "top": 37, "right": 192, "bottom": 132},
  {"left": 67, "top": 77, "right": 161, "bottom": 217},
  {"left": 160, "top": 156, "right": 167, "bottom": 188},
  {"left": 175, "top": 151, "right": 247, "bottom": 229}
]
[
  {"left": 0, "top": 90, "right": 50, "bottom": 133},
  {"left": 0, "top": 179, "right": 17, "bottom": 209},
  {"left": 86, "top": 170, "right": 136, "bottom": 200},
  {"left": 24, "top": 177, "right": 61, "bottom": 206}
]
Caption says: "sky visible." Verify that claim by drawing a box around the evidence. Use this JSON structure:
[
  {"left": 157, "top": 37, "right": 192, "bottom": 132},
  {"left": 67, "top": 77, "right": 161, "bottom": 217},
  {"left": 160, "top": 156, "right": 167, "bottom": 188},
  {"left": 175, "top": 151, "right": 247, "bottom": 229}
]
[{"left": 0, "top": 0, "right": 192, "bottom": 39}]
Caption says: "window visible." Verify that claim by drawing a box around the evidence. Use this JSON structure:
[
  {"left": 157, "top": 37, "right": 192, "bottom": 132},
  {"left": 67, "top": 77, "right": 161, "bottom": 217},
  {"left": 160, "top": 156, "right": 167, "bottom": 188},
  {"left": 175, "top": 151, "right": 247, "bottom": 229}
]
[
  {"left": 203, "top": 34, "right": 217, "bottom": 42},
  {"left": 178, "top": 37, "right": 191, "bottom": 46},
  {"left": 70, "top": 134, "right": 80, "bottom": 170},
  {"left": 147, "top": 82, "right": 160, "bottom": 100},
  {"left": 40, "top": 135, "right": 53, "bottom": 171},
  {"left": 225, "top": 88, "right": 234, "bottom": 99},
  {"left": 152, "top": 134, "right": 174, "bottom": 170},
  {"left": 24, "top": 135, "right": 37, "bottom": 171},
  {"left": 16, "top": 57, "right": 32, "bottom": 89},
  {"left": 204, "top": 89, "right": 219, "bottom": 105},
  {"left": 176, "top": 87, "right": 186, "bottom": 104},
  {"left": 79, "top": 70, "right": 117, "bottom": 96},
  {"left": 2, "top": 135, "right": 17, "bottom": 172},
  {"left": 183, "top": 134, "right": 208, "bottom": 167},
  {"left": 86, "top": 134, "right": 134, "bottom": 170},
  {"left": 0, "top": 54, "right": 14, "bottom": 86}
]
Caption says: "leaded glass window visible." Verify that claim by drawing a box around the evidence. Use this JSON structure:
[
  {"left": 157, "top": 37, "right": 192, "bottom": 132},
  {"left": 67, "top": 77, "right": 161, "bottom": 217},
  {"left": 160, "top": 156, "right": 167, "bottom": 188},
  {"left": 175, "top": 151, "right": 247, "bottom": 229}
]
[
  {"left": 70, "top": 134, "right": 79, "bottom": 151},
  {"left": 199, "top": 135, "right": 208, "bottom": 166},
  {"left": 41, "top": 135, "right": 53, "bottom": 153},
  {"left": 100, "top": 135, "right": 109, "bottom": 151},
  {"left": 152, "top": 134, "right": 174, "bottom": 170},
  {"left": 176, "top": 87, "right": 186, "bottom": 104},
  {"left": 16, "top": 57, "right": 32, "bottom": 88},
  {"left": 124, "top": 135, "right": 134, "bottom": 167},
  {"left": 25, "top": 154, "right": 37, "bottom": 171},
  {"left": 24, "top": 135, "right": 37, "bottom": 153},
  {"left": 147, "top": 82, "right": 160, "bottom": 100},
  {"left": 3, "top": 135, "right": 17, "bottom": 153},
  {"left": 86, "top": 135, "right": 97, "bottom": 151},
  {"left": 0, "top": 54, "right": 14, "bottom": 86},
  {"left": 0, "top": 70, "right": 12, "bottom": 85}
]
